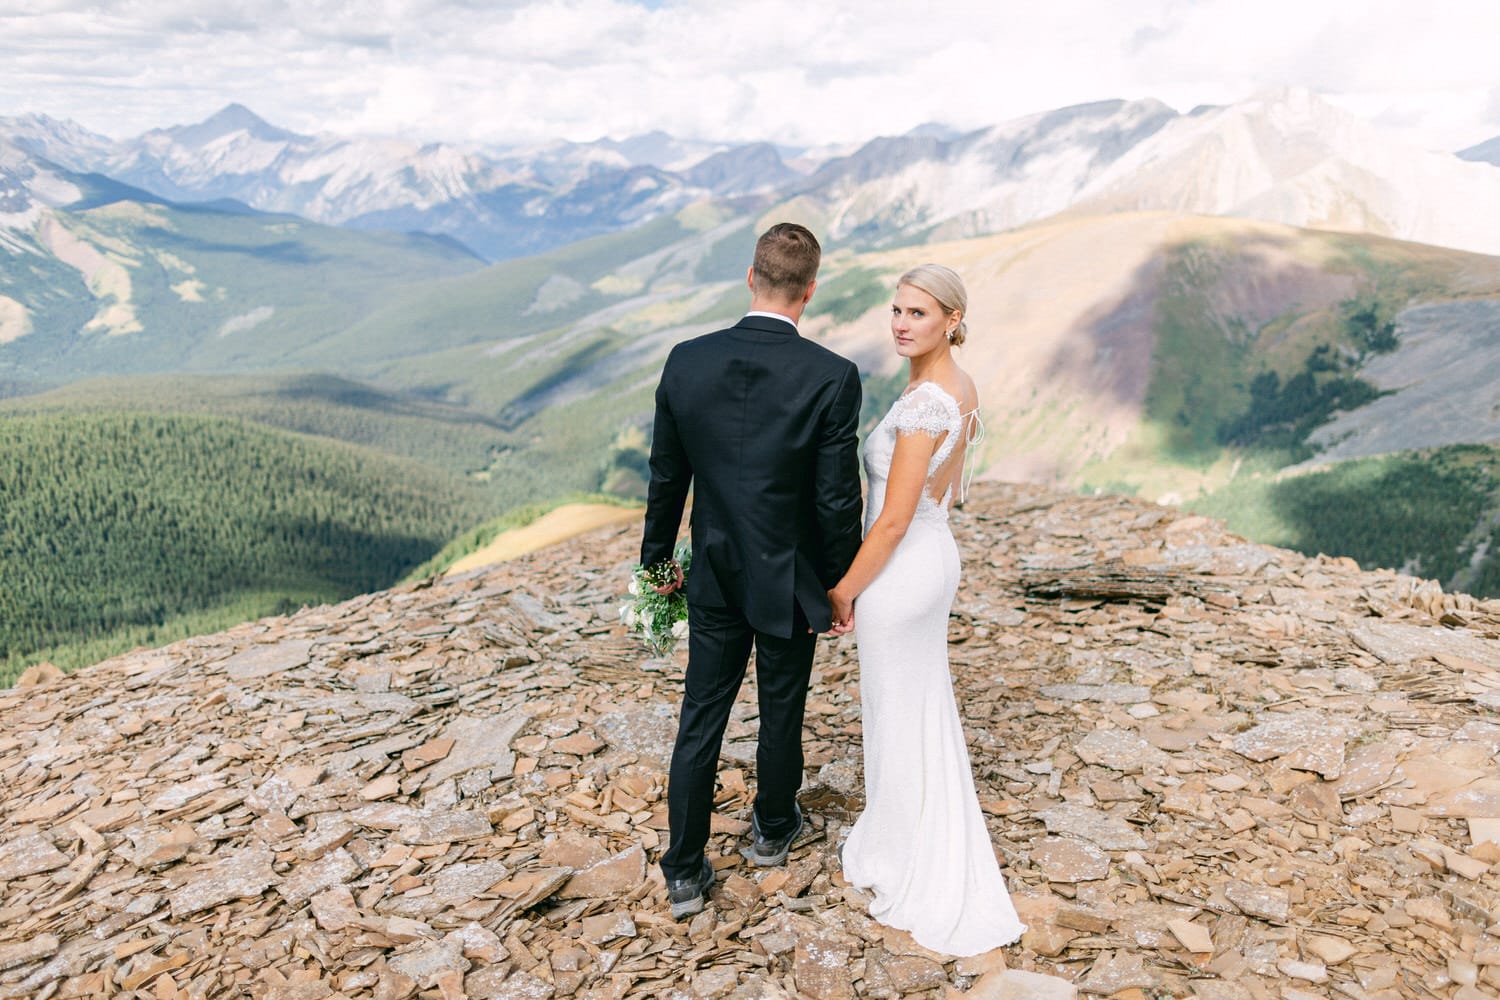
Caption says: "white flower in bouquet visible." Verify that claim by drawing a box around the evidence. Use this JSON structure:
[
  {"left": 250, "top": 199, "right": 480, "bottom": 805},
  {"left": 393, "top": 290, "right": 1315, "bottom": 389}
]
[{"left": 620, "top": 540, "right": 692, "bottom": 657}]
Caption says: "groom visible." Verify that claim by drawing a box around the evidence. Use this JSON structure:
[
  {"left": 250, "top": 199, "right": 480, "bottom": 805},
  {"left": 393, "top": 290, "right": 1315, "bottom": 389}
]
[{"left": 641, "top": 222, "right": 865, "bottom": 918}]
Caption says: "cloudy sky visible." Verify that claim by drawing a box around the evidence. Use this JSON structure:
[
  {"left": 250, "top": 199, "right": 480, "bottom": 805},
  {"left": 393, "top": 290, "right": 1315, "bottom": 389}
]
[{"left": 2, "top": 0, "right": 1497, "bottom": 153}]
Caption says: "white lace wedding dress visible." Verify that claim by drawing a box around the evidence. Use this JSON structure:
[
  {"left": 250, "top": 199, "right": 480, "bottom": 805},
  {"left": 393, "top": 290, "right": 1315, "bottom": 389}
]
[{"left": 840, "top": 381, "right": 1026, "bottom": 956}]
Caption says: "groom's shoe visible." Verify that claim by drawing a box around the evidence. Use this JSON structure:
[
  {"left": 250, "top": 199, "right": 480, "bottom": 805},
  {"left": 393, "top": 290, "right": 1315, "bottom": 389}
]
[
  {"left": 666, "top": 857, "right": 715, "bottom": 919},
  {"left": 749, "top": 804, "right": 803, "bottom": 867}
]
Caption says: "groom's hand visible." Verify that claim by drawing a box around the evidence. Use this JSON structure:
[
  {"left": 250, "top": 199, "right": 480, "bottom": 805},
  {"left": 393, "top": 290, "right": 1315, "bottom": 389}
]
[{"left": 651, "top": 560, "right": 684, "bottom": 595}]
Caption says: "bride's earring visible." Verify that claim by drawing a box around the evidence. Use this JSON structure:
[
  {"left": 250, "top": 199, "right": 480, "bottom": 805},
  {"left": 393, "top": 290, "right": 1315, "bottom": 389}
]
[{"left": 946, "top": 329, "right": 955, "bottom": 343}]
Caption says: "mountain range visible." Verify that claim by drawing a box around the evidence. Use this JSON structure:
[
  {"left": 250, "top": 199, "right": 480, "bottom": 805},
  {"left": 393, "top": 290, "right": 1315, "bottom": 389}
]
[
  {"left": 6, "top": 89, "right": 1500, "bottom": 490},
  {"left": 8, "top": 89, "right": 1500, "bottom": 265},
  {"left": 3, "top": 104, "right": 767, "bottom": 262}
]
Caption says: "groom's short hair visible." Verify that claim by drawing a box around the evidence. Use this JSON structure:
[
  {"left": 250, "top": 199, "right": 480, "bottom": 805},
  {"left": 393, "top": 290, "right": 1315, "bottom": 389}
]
[{"left": 752, "top": 223, "right": 821, "bottom": 299}]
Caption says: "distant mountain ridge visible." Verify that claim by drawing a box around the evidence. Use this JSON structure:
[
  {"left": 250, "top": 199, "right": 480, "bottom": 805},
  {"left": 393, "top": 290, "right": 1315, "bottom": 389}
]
[
  {"left": 0, "top": 135, "right": 483, "bottom": 369},
  {"left": 1459, "top": 134, "right": 1500, "bottom": 166},
  {"left": 3, "top": 106, "right": 777, "bottom": 261},
  {"left": 8, "top": 88, "right": 1500, "bottom": 262}
]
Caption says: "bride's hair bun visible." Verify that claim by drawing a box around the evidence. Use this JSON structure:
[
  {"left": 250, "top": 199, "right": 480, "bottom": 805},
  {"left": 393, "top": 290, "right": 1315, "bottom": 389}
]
[{"left": 898, "top": 264, "right": 968, "bottom": 347}]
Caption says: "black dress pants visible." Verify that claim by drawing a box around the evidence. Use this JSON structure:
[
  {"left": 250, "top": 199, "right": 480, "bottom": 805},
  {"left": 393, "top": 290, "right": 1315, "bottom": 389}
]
[{"left": 659, "top": 600, "right": 818, "bottom": 881}]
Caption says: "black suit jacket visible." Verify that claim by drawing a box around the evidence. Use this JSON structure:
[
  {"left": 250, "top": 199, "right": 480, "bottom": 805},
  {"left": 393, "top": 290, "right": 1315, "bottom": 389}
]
[{"left": 641, "top": 314, "right": 864, "bottom": 638}]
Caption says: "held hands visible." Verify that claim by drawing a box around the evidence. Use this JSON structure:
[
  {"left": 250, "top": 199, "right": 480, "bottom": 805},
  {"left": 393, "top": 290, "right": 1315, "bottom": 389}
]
[{"left": 827, "top": 589, "right": 855, "bottom": 635}]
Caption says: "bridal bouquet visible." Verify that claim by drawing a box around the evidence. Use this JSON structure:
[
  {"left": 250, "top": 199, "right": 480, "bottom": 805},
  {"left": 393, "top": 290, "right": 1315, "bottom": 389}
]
[{"left": 620, "top": 540, "right": 692, "bottom": 656}]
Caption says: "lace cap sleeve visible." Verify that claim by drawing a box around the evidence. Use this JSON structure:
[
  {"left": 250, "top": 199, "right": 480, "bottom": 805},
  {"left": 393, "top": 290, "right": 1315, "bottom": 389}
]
[{"left": 892, "top": 384, "right": 957, "bottom": 439}]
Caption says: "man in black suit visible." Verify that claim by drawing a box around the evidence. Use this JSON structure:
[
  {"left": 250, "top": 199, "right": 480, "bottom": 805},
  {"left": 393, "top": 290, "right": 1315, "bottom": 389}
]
[{"left": 641, "top": 222, "right": 864, "bottom": 918}]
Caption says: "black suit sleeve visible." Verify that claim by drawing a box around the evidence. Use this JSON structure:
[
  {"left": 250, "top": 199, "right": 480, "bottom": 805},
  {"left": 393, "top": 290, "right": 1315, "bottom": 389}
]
[
  {"left": 813, "top": 361, "right": 864, "bottom": 585},
  {"left": 641, "top": 360, "right": 692, "bottom": 569}
]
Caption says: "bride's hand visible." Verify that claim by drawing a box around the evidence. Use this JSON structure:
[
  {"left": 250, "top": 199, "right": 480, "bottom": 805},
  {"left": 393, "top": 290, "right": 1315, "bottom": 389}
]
[{"left": 828, "top": 589, "right": 855, "bottom": 635}]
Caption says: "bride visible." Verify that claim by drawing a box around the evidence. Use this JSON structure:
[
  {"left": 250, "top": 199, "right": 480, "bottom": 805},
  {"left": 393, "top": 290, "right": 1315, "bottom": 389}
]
[{"left": 828, "top": 264, "right": 1026, "bottom": 956}]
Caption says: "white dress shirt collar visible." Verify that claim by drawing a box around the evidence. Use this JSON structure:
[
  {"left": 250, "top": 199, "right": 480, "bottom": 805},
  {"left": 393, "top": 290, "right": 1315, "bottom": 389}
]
[{"left": 744, "top": 310, "right": 798, "bottom": 330}]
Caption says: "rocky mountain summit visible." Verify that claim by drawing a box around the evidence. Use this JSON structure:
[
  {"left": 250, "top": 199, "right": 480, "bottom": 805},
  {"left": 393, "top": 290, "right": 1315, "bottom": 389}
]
[{"left": 3, "top": 483, "right": 1500, "bottom": 999}]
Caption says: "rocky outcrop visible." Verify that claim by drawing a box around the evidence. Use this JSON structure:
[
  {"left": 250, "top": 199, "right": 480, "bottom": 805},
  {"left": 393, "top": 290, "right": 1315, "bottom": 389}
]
[{"left": 2, "top": 482, "right": 1499, "bottom": 998}]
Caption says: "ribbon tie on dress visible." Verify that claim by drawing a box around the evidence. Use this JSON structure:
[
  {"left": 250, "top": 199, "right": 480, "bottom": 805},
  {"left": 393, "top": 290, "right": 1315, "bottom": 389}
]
[{"left": 958, "top": 408, "right": 984, "bottom": 505}]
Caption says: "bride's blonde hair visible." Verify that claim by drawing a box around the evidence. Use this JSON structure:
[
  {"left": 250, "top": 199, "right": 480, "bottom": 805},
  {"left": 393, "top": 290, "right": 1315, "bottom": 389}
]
[{"left": 898, "top": 264, "right": 968, "bottom": 346}]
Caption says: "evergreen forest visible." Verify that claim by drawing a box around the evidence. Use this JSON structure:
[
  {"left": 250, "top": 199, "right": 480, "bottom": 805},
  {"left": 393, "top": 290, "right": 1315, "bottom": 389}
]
[
  {"left": 1188, "top": 444, "right": 1500, "bottom": 599},
  {"left": 0, "top": 411, "right": 494, "bottom": 683}
]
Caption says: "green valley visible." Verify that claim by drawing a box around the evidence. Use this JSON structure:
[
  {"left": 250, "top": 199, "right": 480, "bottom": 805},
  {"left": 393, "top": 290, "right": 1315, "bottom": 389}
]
[{"left": 6, "top": 192, "right": 1500, "bottom": 686}]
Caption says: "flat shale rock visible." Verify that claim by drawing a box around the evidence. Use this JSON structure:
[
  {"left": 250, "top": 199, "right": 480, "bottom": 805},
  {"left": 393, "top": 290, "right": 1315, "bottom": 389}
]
[
  {"left": 1073, "top": 729, "right": 1167, "bottom": 773},
  {"left": 970, "top": 969, "right": 1079, "bottom": 999},
  {"left": 383, "top": 859, "right": 511, "bottom": 918},
  {"left": 1077, "top": 950, "right": 1157, "bottom": 993},
  {"left": 1030, "top": 837, "right": 1110, "bottom": 882},
  {"left": 309, "top": 885, "right": 360, "bottom": 931},
  {"left": 167, "top": 844, "right": 279, "bottom": 918},
  {"left": 1223, "top": 881, "right": 1291, "bottom": 923},
  {"left": 1335, "top": 742, "right": 1401, "bottom": 799},
  {"left": 0, "top": 935, "right": 57, "bottom": 974},
  {"left": 421, "top": 712, "right": 528, "bottom": 787},
  {"left": 396, "top": 809, "right": 494, "bottom": 844},
  {"left": 1040, "top": 684, "right": 1152, "bottom": 704},
  {"left": 557, "top": 844, "right": 646, "bottom": 898},
  {"left": 793, "top": 929, "right": 856, "bottom": 1000},
  {"left": 275, "top": 847, "right": 362, "bottom": 905},
  {"left": 220, "top": 638, "right": 315, "bottom": 680},
  {"left": 1035, "top": 803, "right": 1149, "bottom": 851},
  {"left": 539, "top": 831, "right": 610, "bottom": 869},
  {"left": 1350, "top": 619, "right": 1500, "bottom": 667},
  {"left": 595, "top": 703, "right": 679, "bottom": 768},
  {"left": 5, "top": 482, "right": 1500, "bottom": 998},
  {"left": 0, "top": 833, "right": 69, "bottom": 880},
  {"left": 489, "top": 970, "right": 554, "bottom": 999},
  {"left": 693, "top": 966, "right": 738, "bottom": 998},
  {"left": 1189, "top": 984, "right": 1253, "bottom": 1000},
  {"left": 872, "top": 950, "right": 946, "bottom": 991},
  {"left": 1229, "top": 709, "right": 1349, "bottom": 775}
]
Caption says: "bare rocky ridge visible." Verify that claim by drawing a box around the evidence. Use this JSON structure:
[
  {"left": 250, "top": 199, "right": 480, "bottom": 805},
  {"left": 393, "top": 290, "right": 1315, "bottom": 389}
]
[
  {"left": 3, "top": 482, "right": 1500, "bottom": 999},
  {"left": 1304, "top": 299, "right": 1500, "bottom": 464}
]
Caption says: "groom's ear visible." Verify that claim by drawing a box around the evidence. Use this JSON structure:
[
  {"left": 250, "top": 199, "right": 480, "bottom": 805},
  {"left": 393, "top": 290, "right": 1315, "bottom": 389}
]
[
  {"left": 801, "top": 279, "right": 817, "bottom": 305},
  {"left": 746, "top": 266, "right": 756, "bottom": 295}
]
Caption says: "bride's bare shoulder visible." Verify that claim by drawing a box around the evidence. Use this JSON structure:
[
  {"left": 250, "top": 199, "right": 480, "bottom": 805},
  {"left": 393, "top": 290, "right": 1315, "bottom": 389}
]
[{"left": 945, "top": 366, "right": 979, "bottom": 412}]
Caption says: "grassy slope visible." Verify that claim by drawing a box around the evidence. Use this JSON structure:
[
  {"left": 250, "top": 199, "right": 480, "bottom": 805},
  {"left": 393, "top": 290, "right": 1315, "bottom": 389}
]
[
  {"left": 284, "top": 214, "right": 698, "bottom": 371},
  {"left": 1145, "top": 232, "right": 1468, "bottom": 459},
  {"left": 1075, "top": 225, "right": 1500, "bottom": 500},
  {"left": 401, "top": 493, "right": 641, "bottom": 582}
]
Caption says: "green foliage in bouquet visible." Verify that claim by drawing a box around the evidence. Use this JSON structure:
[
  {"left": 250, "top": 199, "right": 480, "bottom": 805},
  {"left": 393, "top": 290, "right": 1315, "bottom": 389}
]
[{"left": 620, "top": 540, "right": 692, "bottom": 656}]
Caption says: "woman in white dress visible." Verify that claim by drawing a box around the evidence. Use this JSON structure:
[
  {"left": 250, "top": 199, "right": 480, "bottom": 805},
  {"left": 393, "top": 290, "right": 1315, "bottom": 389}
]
[{"left": 828, "top": 264, "right": 1025, "bottom": 956}]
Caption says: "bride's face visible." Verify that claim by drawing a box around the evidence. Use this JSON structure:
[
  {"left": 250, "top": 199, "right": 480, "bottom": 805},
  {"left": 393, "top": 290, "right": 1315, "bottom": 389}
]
[{"left": 890, "top": 283, "right": 955, "bottom": 359}]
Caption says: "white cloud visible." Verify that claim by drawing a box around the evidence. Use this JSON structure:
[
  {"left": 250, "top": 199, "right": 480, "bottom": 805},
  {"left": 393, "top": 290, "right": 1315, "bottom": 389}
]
[{"left": 1, "top": 0, "right": 1497, "bottom": 152}]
